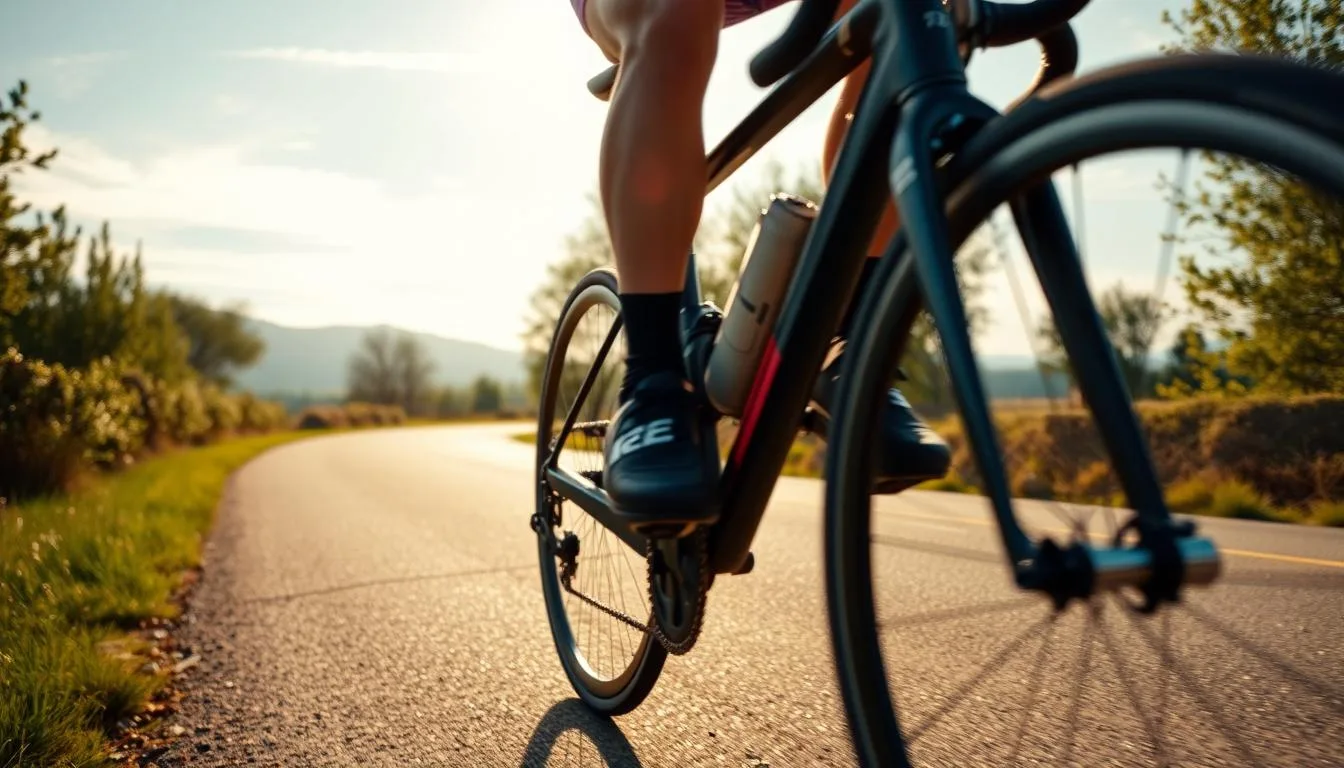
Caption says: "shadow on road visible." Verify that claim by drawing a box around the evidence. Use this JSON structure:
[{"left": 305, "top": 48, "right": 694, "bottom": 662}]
[{"left": 519, "top": 699, "right": 644, "bottom": 768}]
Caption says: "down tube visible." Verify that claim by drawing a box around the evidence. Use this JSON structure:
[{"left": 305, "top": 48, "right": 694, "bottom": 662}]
[{"left": 1010, "top": 184, "right": 1168, "bottom": 519}]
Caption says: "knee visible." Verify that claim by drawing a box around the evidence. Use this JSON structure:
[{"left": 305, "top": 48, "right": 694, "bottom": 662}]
[{"left": 619, "top": 0, "right": 721, "bottom": 70}]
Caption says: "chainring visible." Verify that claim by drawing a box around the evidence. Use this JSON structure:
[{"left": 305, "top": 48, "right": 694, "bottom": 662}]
[{"left": 647, "top": 529, "right": 712, "bottom": 653}]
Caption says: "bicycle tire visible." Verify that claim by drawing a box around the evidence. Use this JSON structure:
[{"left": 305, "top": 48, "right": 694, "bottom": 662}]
[
  {"left": 824, "top": 52, "right": 1344, "bottom": 767},
  {"left": 534, "top": 267, "right": 668, "bottom": 716}
]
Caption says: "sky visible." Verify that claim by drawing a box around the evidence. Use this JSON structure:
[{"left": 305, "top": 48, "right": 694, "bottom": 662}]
[{"left": 3, "top": 0, "right": 1192, "bottom": 357}]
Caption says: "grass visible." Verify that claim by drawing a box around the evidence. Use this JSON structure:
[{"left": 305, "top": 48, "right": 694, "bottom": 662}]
[
  {"left": 509, "top": 430, "right": 603, "bottom": 452},
  {"left": 0, "top": 431, "right": 316, "bottom": 768}
]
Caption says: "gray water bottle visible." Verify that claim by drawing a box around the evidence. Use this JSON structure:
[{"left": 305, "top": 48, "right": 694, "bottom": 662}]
[{"left": 705, "top": 192, "right": 819, "bottom": 417}]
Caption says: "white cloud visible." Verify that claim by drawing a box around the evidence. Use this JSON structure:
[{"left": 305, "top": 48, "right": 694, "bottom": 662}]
[
  {"left": 226, "top": 48, "right": 484, "bottom": 75},
  {"left": 36, "top": 51, "right": 127, "bottom": 99},
  {"left": 9, "top": 125, "right": 528, "bottom": 344},
  {"left": 18, "top": 124, "right": 465, "bottom": 252}
]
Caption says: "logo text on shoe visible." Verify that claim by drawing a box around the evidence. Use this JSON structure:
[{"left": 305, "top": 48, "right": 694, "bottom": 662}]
[{"left": 609, "top": 418, "right": 675, "bottom": 465}]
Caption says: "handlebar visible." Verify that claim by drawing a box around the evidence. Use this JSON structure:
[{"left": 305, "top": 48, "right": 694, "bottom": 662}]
[
  {"left": 980, "top": 0, "right": 1091, "bottom": 47},
  {"left": 749, "top": 0, "right": 1093, "bottom": 88},
  {"left": 748, "top": 0, "right": 840, "bottom": 88}
]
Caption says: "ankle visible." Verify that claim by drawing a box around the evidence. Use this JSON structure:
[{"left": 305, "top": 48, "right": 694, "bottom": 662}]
[{"left": 619, "top": 291, "right": 684, "bottom": 402}]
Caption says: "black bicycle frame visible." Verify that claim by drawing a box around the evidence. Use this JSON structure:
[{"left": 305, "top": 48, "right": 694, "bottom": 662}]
[{"left": 545, "top": 0, "right": 1183, "bottom": 593}]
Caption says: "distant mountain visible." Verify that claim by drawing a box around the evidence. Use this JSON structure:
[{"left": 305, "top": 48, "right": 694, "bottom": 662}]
[
  {"left": 234, "top": 320, "right": 524, "bottom": 396},
  {"left": 231, "top": 321, "right": 1137, "bottom": 404},
  {"left": 981, "top": 367, "right": 1074, "bottom": 400}
]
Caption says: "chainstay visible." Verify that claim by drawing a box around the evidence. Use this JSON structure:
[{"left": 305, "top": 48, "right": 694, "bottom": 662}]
[{"left": 556, "top": 529, "right": 710, "bottom": 656}]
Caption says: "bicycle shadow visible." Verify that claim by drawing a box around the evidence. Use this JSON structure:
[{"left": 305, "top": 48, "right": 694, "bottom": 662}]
[{"left": 519, "top": 699, "right": 645, "bottom": 768}]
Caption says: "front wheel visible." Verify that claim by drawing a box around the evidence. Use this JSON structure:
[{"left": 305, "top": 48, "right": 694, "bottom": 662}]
[{"left": 826, "top": 53, "right": 1344, "bottom": 767}]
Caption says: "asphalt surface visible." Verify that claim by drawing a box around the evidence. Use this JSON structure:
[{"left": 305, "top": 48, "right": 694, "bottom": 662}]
[{"left": 161, "top": 423, "right": 1344, "bottom": 767}]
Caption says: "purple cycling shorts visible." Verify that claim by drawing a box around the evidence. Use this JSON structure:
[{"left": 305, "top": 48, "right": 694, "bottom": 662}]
[{"left": 569, "top": 0, "right": 793, "bottom": 35}]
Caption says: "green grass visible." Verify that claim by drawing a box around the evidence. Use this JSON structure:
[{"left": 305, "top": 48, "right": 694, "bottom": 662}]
[
  {"left": 0, "top": 431, "right": 316, "bottom": 768},
  {"left": 510, "top": 430, "right": 603, "bottom": 452}
]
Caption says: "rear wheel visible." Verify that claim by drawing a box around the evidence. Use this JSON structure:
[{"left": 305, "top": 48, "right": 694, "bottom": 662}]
[
  {"left": 534, "top": 268, "right": 667, "bottom": 715},
  {"left": 826, "top": 54, "right": 1344, "bottom": 767}
]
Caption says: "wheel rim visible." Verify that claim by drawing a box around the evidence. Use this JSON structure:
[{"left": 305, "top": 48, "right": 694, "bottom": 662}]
[{"left": 829, "top": 97, "right": 1344, "bottom": 767}]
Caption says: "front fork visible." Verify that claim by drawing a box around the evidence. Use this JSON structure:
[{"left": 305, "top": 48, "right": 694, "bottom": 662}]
[{"left": 885, "top": 83, "right": 1218, "bottom": 610}]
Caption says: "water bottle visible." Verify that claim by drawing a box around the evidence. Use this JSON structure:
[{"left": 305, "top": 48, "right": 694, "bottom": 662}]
[{"left": 705, "top": 192, "right": 819, "bottom": 417}]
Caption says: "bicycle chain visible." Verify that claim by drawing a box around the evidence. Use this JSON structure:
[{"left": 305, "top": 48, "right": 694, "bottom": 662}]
[{"left": 557, "top": 528, "right": 710, "bottom": 656}]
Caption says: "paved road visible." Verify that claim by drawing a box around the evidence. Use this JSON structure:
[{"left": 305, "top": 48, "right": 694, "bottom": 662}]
[{"left": 161, "top": 423, "right": 1344, "bottom": 767}]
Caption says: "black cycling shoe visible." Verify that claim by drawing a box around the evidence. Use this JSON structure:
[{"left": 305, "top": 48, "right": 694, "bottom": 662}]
[
  {"left": 808, "top": 350, "right": 952, "bottom": 494},
  {"left": 604, "top": 371, "right": 721, "bottom": 537}
]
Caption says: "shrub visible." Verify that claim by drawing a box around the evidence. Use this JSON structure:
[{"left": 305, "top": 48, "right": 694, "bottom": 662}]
[
  {"left": 937, "top": 394, "right": 1344, "bottom": 516},
  {"left": 297, "top": 405, "right": 347, "bottom": 430},
  {"left": 918, "top": 472, "right": 978, "bottom": 494},
  {"left": 1306, "top": 499, "right": 1344, "bottom": 528},
  {"left": 294, "top": 402, "right": 405, "bottom": 430},
  {"left": 1206, "top": 479, "right": 1288, "bottom": 522},
  {"left": 0, "top": 349, "right": 146, "bottom": 499},
  {"left": 236, "top": 393, "right": 288, "bottom": 433},
  {"left": 158, "top": 379, "right": 210, "bottom": 446},
  {"left": 201, "top": 384, "right": 241, "bottom": 438},
  {"left": 1165, "top": 474, "right": 1217, "bottom": 515}
]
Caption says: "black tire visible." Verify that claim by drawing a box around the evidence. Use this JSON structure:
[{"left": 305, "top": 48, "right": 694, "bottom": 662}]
[
  {"left": 824, "top": 52, "right": 1344, "bottom": 767},
  {"left": 535, "top": 267, "right": 667, "bottom": 716}
]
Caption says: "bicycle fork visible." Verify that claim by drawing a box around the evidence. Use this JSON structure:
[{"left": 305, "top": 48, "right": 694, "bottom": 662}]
[{"left": 886, "top": 81, "right": 1220, "bottom": 612}]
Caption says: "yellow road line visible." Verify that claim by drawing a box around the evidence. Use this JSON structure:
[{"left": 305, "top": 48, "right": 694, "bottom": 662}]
[
  {"left": 1219, "top": 548, "right": 1344, "bottom": 569},
  {"left": 883, "top": 506, "right": 1344, "bottom": 569}
]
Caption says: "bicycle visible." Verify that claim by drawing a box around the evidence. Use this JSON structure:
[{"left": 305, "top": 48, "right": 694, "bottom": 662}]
[{"left": 530, "top": 0, "right": 1344, "bottom": 765}]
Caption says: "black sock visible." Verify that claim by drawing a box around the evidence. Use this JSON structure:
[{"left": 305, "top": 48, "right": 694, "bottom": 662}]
[
  {"left": 619, "top": 291, "right": 684, "bottom": 402},
  {"left": 837, "top": 258, "right": 881, "bottom": 342}
]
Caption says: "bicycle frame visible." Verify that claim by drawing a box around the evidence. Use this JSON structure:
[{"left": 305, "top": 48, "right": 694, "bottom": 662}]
[{"left": 544, "top": 0, "right": 1210, "bottom": 606}]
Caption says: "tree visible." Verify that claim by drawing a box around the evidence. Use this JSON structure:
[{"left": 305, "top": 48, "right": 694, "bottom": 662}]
[
  {"left": 347, "top": 328, "right": 399, "bottom": 404},
  {"left": 520, "top": 158, "right": 999, "bottom": 412},
  {"left": 7, "top": 214, "right": 191, "bottom": 381},
  {"left": 1154, "top": 322, "right": 1253, "bottom": 398},
  {"left": 1161, "top": 0, "right": 1344, "bottom": 395},
  {"left": 1038, "top": 283, "right": 1168, "bottom": 398},
  {"left": 346, "top": 328, "right": 435, "bottom": 413},
  {"left": 436, "top": 385, "right": 466, "bottom": 418},
  {"left": 393, "top": 332, "right": 435, "bottom": 415},
  {"left": 0, "top": 80, "right": 57, "bottom": 343},
  {"left": 470, "top": 375, "right": 503, "bottom": 414},
  {"left": 166, "top": 294, "right": 265, "bottom": 387},
  {"left": 520, "top": 191, "right": 617, "bottom": 401}
]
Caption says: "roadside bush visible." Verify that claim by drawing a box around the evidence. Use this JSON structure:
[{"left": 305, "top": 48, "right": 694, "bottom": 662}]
[
  {"left": 1165, "top": 474, "right": 1217, "bottom": 515},
  {"left": 297, "top": 405, "right": 346, "bottom": 430},
  {"left": 201, "top": 384, "right": 242, "bottom": 438},
  {"left": 158, "top": 379, "right": 210, "bottom": 446},
  {"left": 1307, "top": 500, "right": 1344, "bottom": 527},
  {"left": 295, "top": 402, "right": 405, "bottom": 430},
  {"left": 1206, "top": 479, "right": 1286, "bottom": 522},
  {"left": 0, "top": 349, "right": 145, "bottom": 499},
  {"left": 237, "top": 393, "right": 288, "bottom": 433},
  {"left": 918, "top": 472, "right": 978, "bottom": 494},
  {"left": 937, "top": 394, "right": 1344, "bottom": 521},
  {"left": 0, "top": 347, "right": 289, "bottom": 499}
]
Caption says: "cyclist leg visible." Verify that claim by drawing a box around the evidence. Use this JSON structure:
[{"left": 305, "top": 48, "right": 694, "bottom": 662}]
[
  {"left": 814, "top": 7, "right": 952, "bottom": 486},
  {"left": 577, "top": 0, "right": 725, "bottom": 527}
]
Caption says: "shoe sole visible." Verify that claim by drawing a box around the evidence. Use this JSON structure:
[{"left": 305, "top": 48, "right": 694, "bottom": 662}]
[{"left": 621, "top": 508, "right": 720, "bottom": 540}]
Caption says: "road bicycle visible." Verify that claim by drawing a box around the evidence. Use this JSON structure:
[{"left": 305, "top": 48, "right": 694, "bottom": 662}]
[{"left": 530, "top": 0, "right": 1344, "bottom": 764}]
